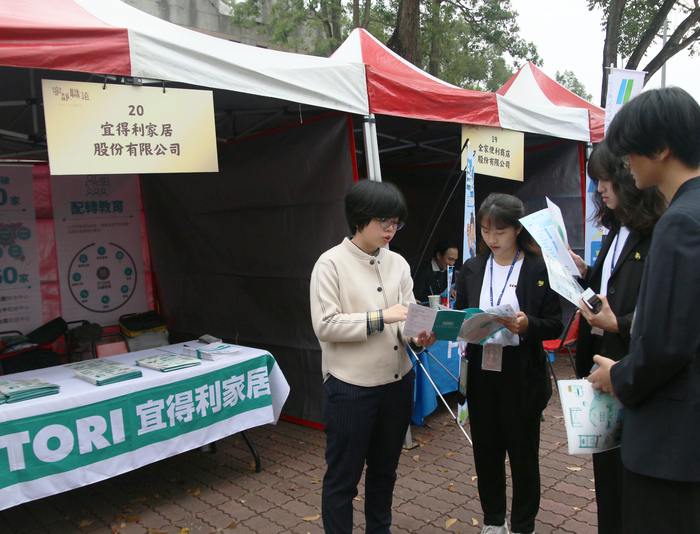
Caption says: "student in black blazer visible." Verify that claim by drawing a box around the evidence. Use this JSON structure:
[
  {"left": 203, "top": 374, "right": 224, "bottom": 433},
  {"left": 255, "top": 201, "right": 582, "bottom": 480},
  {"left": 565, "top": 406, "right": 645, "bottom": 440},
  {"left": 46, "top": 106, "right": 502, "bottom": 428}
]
[
  {"left": 588, "top": 88, "right": 700, "bottom": 533},
  {"left": 455, "top": 193, "right": 562, "bottom": 534},
  {"left": 569, "top": 141, "right": 666, "bottom": 534}
]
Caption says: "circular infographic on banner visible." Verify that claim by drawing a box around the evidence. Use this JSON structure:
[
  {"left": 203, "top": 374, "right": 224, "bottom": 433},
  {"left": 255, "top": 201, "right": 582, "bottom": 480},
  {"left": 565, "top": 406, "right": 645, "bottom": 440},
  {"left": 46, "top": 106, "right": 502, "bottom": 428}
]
[{"left": 67, "top": 242, "right": 138, "bottom": 313}]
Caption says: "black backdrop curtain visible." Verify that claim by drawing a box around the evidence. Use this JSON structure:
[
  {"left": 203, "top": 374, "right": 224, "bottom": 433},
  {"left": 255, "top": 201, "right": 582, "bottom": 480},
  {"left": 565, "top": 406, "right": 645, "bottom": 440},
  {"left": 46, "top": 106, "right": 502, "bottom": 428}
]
[
  {"left": 141, "top": 113, "right": 354, "bottom": 425},
  {"left": 387, "top": 138, "right": 584, "bottom": 272}
]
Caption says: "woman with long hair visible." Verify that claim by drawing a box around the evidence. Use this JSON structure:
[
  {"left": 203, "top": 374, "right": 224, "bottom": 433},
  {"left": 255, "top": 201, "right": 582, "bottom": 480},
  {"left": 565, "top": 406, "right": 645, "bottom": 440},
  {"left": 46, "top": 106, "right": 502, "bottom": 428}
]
[
  {"left": 570, "top": 140, "right": 666, "bottom": 534},
  {"left": 454, "top": 193, "right": 563, "bottom": 534}
]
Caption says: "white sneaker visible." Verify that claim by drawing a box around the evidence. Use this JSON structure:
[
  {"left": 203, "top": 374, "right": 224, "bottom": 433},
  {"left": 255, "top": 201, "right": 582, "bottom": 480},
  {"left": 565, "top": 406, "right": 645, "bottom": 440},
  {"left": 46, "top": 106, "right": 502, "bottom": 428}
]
[{"left": 481, "top": 523, "right": 509, "bottom": 534}]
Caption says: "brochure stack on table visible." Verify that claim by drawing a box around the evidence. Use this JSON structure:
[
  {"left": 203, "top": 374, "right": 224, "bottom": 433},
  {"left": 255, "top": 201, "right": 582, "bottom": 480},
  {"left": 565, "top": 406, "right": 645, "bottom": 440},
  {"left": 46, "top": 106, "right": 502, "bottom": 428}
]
[
  {"left": 67, "top": 358, "right": 143, "bottom": 386},
  {"left": 182, "top": 342, "right": 242, "bottom": 361},
  {"left": 0, "top": 378, "right": 60, "bottom": 403},
  {"left": 136, "top": 353, "right": 201, "bottom": 372}
]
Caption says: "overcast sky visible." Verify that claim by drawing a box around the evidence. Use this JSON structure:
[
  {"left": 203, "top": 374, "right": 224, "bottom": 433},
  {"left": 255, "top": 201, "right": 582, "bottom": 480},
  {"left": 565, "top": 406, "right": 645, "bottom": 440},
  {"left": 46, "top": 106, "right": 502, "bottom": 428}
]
[{"left": 508, "top": 0, "right": 700, "bottom": 106}]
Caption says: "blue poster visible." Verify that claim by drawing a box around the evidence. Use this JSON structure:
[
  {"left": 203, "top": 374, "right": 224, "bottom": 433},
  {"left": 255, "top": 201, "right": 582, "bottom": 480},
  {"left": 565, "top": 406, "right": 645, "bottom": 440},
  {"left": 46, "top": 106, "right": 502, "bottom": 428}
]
[{"left": 463, "top": 147, "right": 476, "bottom": 261}]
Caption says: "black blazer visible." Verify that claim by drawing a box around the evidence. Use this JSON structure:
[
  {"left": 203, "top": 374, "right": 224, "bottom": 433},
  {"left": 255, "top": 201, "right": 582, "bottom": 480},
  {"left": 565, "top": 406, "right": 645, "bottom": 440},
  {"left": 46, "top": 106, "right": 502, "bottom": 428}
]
[
  {"left": 611, "top": 177, "right": 700, "bottom": 482},
  {"left": 454, "top": 251, "right": 563, "bottom": 415},
  {"left": 412, "top": 261, "right": 448, "bottom": 303},
  {"left": 576, "top": 227, "right": 651, "bottom": 378}
]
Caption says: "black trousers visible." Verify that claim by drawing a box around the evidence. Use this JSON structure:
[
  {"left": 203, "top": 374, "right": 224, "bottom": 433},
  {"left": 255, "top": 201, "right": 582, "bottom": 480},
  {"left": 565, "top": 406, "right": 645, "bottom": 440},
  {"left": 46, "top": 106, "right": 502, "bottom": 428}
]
[
  {"left": 592, "top": 447, "right": 623, "bottom": 534},
  {"left": 622, "top": 467, "right": 700, "bottom": 534},
  {"left": 468, "top": 369, "right": 542, "bottom": 534},
  {"left": 322, "top": 370, "right": 415, "bottom": 534}
]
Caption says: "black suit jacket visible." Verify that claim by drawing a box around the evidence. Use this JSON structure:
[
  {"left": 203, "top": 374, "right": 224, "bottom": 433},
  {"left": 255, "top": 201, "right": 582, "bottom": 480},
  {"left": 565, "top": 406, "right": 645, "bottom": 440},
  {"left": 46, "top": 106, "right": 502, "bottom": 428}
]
[
  {"left": 412, "top": 261, "right": 447, "bottom": 303},
  {"left": 611, "top": 176, "right": 700, "bottom": 482},
  {"left": 576, "top": 228, "right": 651, "bottom": 378},
  {"left": 454, "top": 251, "right": 563, "bottom": 415}
]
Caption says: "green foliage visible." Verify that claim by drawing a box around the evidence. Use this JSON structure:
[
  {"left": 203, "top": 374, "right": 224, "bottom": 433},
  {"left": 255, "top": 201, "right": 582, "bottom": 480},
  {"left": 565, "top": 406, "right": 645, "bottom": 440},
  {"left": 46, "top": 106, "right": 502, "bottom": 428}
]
[
  {"left": 416, "top": 0, "right": 534, "bottom": 89},
  {"left": 588, "top": 0, "right": 700, "bottom": 60},
  {"left": 556, "top": 70, "right": 593, "bottom": 102},
  {"left": 227, "top": 0, "right": 538, "bottom": 90},
  {"left": 227, "top": 0, "right": 348, "bottom": 54}
]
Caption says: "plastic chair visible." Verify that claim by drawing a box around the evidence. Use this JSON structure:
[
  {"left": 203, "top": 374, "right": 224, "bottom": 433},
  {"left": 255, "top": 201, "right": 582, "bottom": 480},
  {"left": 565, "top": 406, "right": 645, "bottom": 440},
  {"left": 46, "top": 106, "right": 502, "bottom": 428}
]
[
  {"left": 92, "top": 333, "right": 130, "bottom": 359},
  {"left": 543, "top": 311, "right": 580, "bottom": 388}
]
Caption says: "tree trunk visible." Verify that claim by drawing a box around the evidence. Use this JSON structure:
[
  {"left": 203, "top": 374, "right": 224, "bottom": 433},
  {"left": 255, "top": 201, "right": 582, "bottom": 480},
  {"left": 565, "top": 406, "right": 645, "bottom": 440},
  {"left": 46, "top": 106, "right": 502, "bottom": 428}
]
[
  {"left": 625, "top": 0, "right": 676, "bottom": 70},
  {"left": 601, "top": 0, "right": 626, "bottom": 107},
  {"left": 362, "top": 0, "right": 371, "bottom": 29},
  {"left": 428, "top": 0, "right": 443, "bottom": 77},
  {"left": 328, "top": 0, "right": 343, "bottom": 53},
  {"left": 641, "top": 9, "right": 700, "bottom": 82},
  {"left": 387, "top": 0, "right": 421, "bottom": 64}
]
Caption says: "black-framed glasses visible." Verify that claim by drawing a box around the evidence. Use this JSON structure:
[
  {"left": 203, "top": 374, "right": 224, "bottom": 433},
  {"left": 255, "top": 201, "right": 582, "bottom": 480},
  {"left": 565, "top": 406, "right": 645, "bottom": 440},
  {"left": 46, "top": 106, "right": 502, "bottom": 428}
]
[
  {"left": 621, "top": 154, "right": 631, "bottom": 168},
  {"left": 376, "top": 218, "right": 405, "bottom": 230}
]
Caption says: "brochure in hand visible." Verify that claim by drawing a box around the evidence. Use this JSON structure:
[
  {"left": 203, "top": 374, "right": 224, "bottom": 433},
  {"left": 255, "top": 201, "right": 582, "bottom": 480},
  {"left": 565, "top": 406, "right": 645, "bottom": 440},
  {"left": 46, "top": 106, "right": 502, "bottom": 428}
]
[
  {"left": 403, "top": 302, "right": 516, "bottom": 344},
  {"left": 182, "top": 343, "right": 241, "bottom": 361},
  {"left": 136, "top": 353, "right": 201, "bottom": 372},
  {"left": 0, "top": 378, "right": 60, "bottom": 403},
  {"left": 457, "top": 305, "right": 517, "bottom": 344},
  {"left": 67, "top": 358, "right": 143, "bottom": 386}
]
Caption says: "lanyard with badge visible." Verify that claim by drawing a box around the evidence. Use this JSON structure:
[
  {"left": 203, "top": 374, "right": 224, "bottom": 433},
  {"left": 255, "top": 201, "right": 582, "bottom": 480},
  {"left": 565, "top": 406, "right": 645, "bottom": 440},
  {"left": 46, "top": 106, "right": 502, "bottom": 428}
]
[
  {"left": 482, "top": 249, "right": 520, "bottom": 372},
  {"left": 592, "top": 231, "right": 628, "bottom": 337}
]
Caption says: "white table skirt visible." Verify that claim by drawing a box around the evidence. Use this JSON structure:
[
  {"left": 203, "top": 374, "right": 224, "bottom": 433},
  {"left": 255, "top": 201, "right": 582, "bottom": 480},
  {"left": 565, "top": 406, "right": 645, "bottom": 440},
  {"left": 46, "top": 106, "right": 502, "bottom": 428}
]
[{"left": 0, "top": 341, "right": 290, "bottom": 510}]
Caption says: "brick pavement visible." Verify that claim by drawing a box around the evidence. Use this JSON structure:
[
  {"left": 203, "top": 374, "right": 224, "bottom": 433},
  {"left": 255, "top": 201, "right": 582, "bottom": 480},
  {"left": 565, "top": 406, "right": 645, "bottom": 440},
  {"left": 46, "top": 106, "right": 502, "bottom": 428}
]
[{"left": 0, "top": 357, "right": 597, "bottom": 534}]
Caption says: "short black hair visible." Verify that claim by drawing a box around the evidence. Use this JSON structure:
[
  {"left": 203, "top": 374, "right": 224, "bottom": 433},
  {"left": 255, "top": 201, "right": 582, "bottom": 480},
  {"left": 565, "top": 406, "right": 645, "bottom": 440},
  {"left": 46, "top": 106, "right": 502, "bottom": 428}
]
[
  {"left": 433, "top": 240, "right": 458, "bottom": 259},
  {"left": 588, "top": 140, "right": 666, "bottom": 236},
  {"left": 345, "top": 179, "right": 408, "bottom": 235},
  {"left": 606, "top": 87, "right": 700, "bottom": 168}
]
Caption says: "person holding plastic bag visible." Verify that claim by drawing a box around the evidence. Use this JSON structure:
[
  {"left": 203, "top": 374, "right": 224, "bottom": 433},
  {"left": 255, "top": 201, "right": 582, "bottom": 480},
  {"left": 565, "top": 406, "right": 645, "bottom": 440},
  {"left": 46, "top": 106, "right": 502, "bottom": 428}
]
[{"left": 569, "top": 140, "right": 665, "bottom": 534}]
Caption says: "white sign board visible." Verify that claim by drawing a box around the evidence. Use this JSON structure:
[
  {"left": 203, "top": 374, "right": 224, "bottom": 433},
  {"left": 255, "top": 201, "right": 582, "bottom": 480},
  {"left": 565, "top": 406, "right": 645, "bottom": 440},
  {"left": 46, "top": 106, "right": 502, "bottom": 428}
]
[
  {"left": 42, "top": 80, "right": 218, "bottom": 175},
  {"left": 462, "top": 124, "right": 524, "bottom": 181}
]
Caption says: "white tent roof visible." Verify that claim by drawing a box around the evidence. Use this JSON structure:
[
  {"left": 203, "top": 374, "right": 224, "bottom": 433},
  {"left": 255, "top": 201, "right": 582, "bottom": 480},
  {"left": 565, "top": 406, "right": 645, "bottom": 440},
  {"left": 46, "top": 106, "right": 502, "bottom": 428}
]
[{"left": 0, "top": 0, "right": 369, "bottom": 116}]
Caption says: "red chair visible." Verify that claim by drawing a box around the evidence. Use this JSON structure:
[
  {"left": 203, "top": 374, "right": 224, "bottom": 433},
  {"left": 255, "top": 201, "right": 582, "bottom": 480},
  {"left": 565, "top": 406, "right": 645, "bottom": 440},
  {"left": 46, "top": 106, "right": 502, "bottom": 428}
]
[{"left": 543, "top": 311, "right": 580, "bottom": 387}]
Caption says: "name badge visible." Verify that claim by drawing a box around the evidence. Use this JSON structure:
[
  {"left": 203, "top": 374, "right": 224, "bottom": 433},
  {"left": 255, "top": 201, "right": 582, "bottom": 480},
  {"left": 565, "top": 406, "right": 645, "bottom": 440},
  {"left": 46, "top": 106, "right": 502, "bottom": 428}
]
[
  {"left": 591, "top": 327, "right": 604, "bottom": 337},
  {"left": 482, "top": 344, "right": 503, "bottom": 372}
]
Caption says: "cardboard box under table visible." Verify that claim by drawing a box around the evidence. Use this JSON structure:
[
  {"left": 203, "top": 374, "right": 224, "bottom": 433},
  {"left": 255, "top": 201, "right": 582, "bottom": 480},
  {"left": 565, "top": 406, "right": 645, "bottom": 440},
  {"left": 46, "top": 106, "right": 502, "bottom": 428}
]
[{"left": 0, "top": 342, "right": 290, "bottom": 511}]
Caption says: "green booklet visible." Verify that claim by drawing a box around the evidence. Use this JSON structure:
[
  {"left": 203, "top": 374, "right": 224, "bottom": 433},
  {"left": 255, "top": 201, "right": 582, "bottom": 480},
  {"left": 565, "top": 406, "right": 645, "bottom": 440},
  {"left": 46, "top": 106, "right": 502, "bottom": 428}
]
[
  {"left": 403, "top": 303, "right": 517, "bottom": 344},
  {"left": 136, "top": 353, "right": 201, "bottom": 372},
  {"left": 67, "top": 359, "right": 143, "bottom": 386},
  {"left": 0, "top": 378, "right": 60, "bottom": 403}
]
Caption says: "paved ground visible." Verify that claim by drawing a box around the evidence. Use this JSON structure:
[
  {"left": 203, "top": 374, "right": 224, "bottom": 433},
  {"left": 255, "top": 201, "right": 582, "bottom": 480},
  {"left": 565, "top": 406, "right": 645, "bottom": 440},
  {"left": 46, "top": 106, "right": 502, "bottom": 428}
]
[{"left": 0, "top": 358, "right": 597, "bottom": 534}]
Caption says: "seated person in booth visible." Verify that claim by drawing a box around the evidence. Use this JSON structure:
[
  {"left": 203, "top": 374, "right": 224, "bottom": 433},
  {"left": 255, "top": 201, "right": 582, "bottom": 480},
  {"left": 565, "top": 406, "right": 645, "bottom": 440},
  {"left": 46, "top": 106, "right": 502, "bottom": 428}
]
[
  {"left": 413, "top": 240, "right": 459, "bottom": 303},
  {"left": 309, "top": 179, "right": 435, "bottom": 534}
]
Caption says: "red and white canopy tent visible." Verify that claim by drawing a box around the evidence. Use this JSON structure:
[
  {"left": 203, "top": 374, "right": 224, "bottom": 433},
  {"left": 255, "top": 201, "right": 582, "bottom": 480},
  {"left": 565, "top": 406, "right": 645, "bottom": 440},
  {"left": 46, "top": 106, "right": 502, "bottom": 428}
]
[
  {"left": 497, "top": 61, "right": 605, "bottom": 143},
  {"left": 0, "top": 0, "right": 374, "bottom": 426},
  {"left": 0, "top": 0, "right": 368, "bottom": 124},
  {"left": 0, "top": 4, "right": 597, "bottom": 425},
  {"left": 332, "top": 29, "right": 597, "bottom": 266},
  {"left": 333, "top": 28, "right": 595, "bottom": 144}
]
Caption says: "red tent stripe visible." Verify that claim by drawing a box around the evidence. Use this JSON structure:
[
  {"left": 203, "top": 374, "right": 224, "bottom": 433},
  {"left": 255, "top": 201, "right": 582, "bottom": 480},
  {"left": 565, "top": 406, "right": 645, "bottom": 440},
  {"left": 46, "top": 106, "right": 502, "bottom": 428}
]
[
  {"left": 0, "top": 0, "right": 131, "bottom": 74},
  {"left": 356, "top": 29, "right": 501, "bottom": 125}
]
